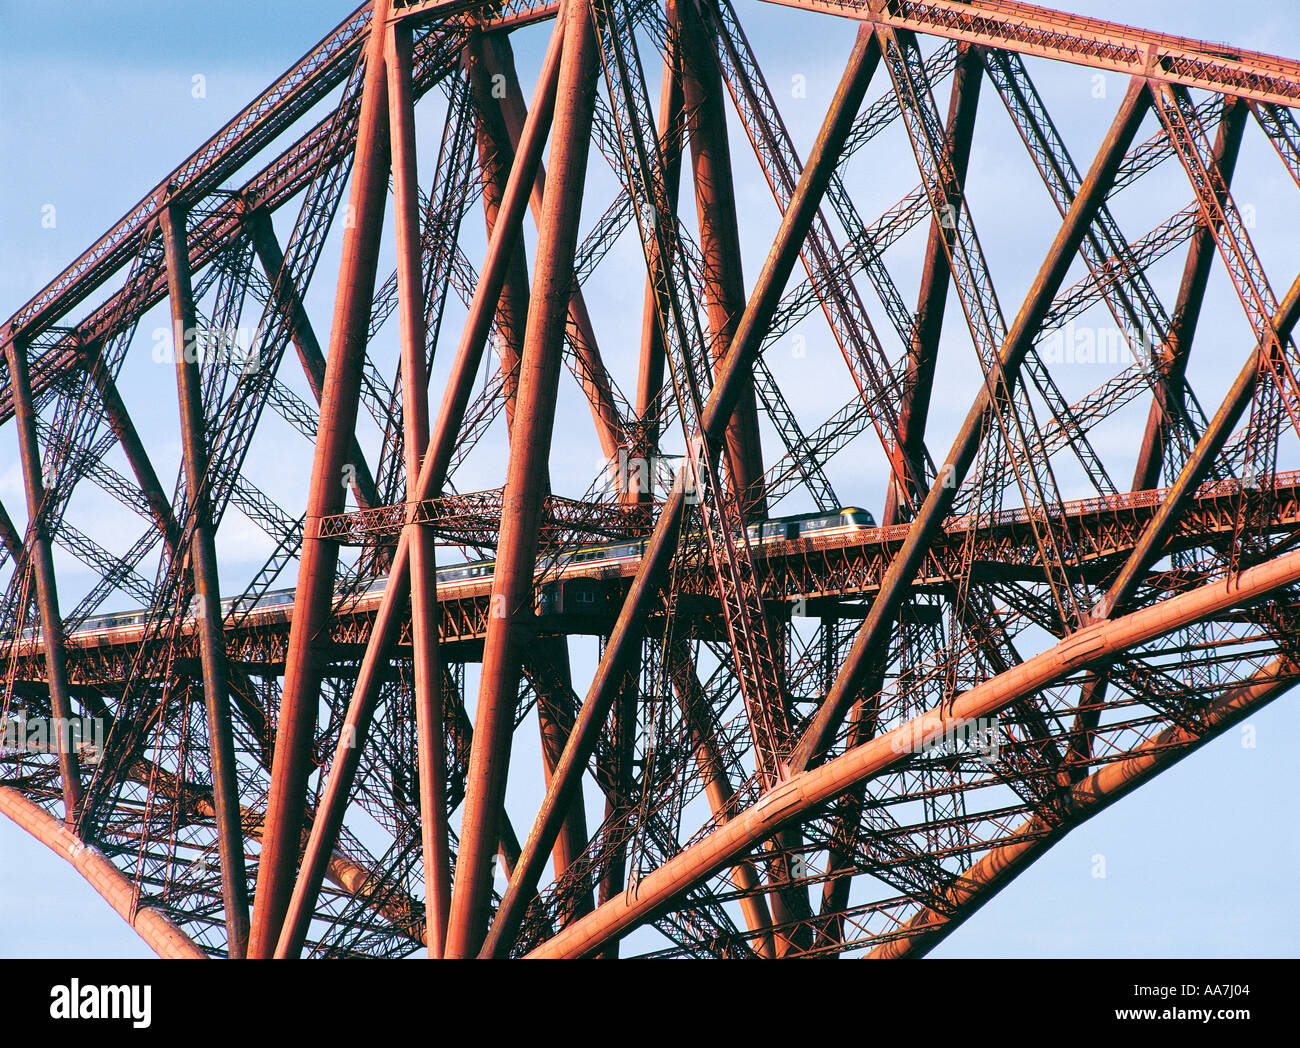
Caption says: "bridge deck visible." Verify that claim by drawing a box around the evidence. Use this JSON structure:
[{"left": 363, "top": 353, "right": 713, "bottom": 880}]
[{"left": 5, "top": 471, "right": 1296, "bottom": 686}]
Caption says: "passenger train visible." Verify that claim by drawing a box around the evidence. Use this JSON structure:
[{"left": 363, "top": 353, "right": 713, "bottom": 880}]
[{"left": 26, "top": 506, "right": 877, "bottom": 641}]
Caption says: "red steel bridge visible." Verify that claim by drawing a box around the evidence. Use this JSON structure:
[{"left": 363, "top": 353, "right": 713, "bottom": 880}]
[{"left": 2, "top": 0, "right": 1299, "bottom": 959}]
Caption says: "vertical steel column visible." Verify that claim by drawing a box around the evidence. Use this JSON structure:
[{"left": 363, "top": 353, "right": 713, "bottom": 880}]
[
  {"left": 3, "top": 329, "right": 82, "bottom": 825},
  {"left": 483, "top": 31, "right": 624, "bottom": 465},
  {"left": 160, "top": 201, "right": 252, "bottom": 959},
  {"left": 386, "top": 17, "right": 452, "bottom": 959},
  {"left": 471, "top": 33, "right": 590, "bottom": 896},
  {"left": 445, "top": 0, "right": 599, "bottom": 959},
  {"left": 249, "top": 0, "right": 394, "bottom": 959},
  {"left": 529, "top": 637, "right": 593, "bottom": 913},
  {"left": 482, "top": 26, "right": 882, "bottom": 958},
  {"left": 467, "top": 32, "right": 532, "bottom": 431},
  {"left": 679, "top": 0, "right": 766, "bottom": 515},
  {"left": 634, "top": 0, "right": 684, "bottom": 486},
  {"left": 272, "top": 12, "right": 568, "bottom": 960}
]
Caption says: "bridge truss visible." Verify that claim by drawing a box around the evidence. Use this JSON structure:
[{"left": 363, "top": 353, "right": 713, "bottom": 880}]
[{"left": 2, "top": 0, "right": 1300, "bottom": 958}]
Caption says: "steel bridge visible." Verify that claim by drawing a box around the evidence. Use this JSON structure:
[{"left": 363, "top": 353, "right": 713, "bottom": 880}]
[{"left": 2, "top": 0, "right": 1299, "bottom": 958}]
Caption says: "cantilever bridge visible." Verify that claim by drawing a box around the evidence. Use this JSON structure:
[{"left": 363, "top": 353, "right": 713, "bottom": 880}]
[{"left": 2, "top": 0, "right": 1299, "bottom": 959}]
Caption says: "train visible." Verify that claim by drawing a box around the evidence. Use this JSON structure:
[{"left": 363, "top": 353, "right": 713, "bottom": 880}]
[{"left": 30, "top": 506, "right": 877, "bottom": 641}]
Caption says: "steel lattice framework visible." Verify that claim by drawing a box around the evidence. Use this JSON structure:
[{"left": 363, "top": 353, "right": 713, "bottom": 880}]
[{"left": 3, "top": 0, "right": 1300, "bottom": 959}]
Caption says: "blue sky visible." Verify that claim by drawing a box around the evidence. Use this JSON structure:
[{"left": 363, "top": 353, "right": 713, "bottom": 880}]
[{"left": 1, "top": 0, "right": 1298, "bottom": 958}]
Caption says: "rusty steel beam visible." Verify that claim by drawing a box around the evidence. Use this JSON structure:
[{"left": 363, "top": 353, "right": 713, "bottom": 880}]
[
  {"left": 481, "top": 25, "right": 883, "bottom": 957},
  {"left": 790, "top": 76, "right": 1151, "bottom": 773},
  {"left": 758, "top": 0, "right": 1300, "bottom": 107},
  {"left": 665, "top": 642, "right": 776, "bottom": 957},
  {"left": 393, "top": 0, "right": 563, "bottom": 33},
  {"left": 1097, "top": 269, "right": 1300, "bottom": 620},
  {"left": 387, "top": 17, "right": 453, "bottom": 959},
  {"left": 75, "top": 339, "right": 181, "bottom": 554},
  {"left": 483, "top": 29, "right": 626, "bottom": 463},
  {"left": 446, "top": 0, "right": 600, "bottom": 959},
  {"left": 816, "top": 45, "right": 985, "bottom": 952},
  {"left": 884, "top": 42, "right": 982, "bottom": 523},
  {"left": 0, "top": 499, "right": 22, "bottom": 562},
  {"left": 73, "top": 688, "right": 430, "bottom": 948},
  {"left": 634, "top": 0, "right": 684, "bottom": 477},
  {"left": 526, "top": 545, "right": 1300, "bottom": 957},
  {"left": 466, "top": 32, "right": 532, "bottom": 431},
  {"left": 243, "top": 205, "right": 381, "bottom": 511},
  {"left": 0, "top": 787, "right": 207, "bottom": 959},
  {"left": 680, "top": 0, "right": 766, "bottom": 515},
  {"left": 4, "top": 331, "right": 84, "bottom": 825},
  {"left": 1132, "top": 97, "right": 1247, "bottom": 491},
  {"left": 272, "top": 8, "right": 568, "bottom": 960},
  {"left": 159, "top": 201, "right": 252, "bottom": 958},
  {"left": 248, "top": 0, "right": 396, "bottom": 959},
  {"left": 528, "top": 637, "right": 594, "bottom": 912},
  {"left": 871, "top": 652, "right": 1300, "bottom": 958},
  {"left": 1062, "top": 96, "right": 1250, "bottom": 778}
]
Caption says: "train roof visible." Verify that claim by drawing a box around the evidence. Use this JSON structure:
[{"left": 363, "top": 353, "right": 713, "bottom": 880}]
[{"left": 770, "top": 507, "right": 870, "bottom": 522}]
